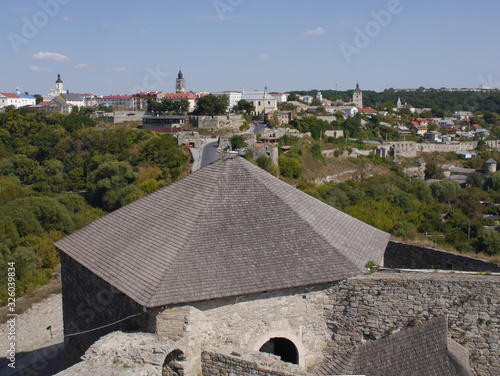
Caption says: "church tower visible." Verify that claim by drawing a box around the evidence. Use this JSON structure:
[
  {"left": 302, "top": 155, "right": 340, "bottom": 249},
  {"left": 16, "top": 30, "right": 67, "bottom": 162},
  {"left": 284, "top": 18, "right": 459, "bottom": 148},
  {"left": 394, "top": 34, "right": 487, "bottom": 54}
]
[
  {"left": 176, "top": 68, "right": 186, "bottom": 93},
  {"left": 56, "top": 73, "right": 64, "bottom": 95},
  {"left": 353, "top": 82, "right": 363, "bottom": 108}
]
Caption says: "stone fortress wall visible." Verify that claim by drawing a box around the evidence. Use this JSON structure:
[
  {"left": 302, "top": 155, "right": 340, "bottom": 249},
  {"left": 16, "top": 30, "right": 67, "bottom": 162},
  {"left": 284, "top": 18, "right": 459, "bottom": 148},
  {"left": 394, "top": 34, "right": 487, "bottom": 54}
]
[
  {"left": 326, "top": 272, "right": 500, "bottom": 376},
  {"left": 391, "top": 140, "right": 500, "bottom": 158},
  {"left": 151, "top": 272, "right": 499, "bottom": 375},
  {"left": 60, "top": 242, "right": 500, "bottom": 376}
]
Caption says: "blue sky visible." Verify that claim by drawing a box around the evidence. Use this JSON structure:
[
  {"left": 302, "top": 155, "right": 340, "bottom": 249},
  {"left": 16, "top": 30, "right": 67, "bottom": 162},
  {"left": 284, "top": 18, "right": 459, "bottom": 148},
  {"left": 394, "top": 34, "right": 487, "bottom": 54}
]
[{"left": 1, "top": 0, "right": 499, "bottom": 96}]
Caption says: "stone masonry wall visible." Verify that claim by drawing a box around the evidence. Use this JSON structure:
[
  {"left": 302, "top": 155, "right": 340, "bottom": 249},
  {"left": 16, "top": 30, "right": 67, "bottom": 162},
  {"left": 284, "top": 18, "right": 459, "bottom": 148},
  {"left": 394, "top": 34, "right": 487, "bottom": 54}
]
[
  {"left": 60, "top": 253, "right": 147, "bottom": 367},
  {"left": 325, "top": 272, "right": 500, "bottom": 376},
  {"left": 201, "top": 350, "right": 305, "bottom": 376},
  {"left": 152, "top": 284, "right": 335, "bottom": 372},
  {"left": 390, "top": 140, "right": 500, "bottom": 158},
  {"left": 385, "top": 241, "right": 500, "bottom": 273}
]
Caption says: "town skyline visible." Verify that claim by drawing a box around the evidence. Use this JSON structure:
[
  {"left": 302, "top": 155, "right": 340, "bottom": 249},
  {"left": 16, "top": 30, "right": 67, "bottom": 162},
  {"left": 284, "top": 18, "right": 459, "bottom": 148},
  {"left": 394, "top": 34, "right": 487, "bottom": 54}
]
[{"left": 1, "top": 0, "right": 500, "bottom": 96}]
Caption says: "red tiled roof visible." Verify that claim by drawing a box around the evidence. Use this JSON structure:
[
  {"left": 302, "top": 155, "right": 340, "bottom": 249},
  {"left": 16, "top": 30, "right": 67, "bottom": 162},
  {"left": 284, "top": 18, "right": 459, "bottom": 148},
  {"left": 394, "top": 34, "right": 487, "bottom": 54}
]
[
  {"left": 161, "top": 93, "right": 197, "bottom": 100},
  {"left": 1, "top": 93, "right": 19, "bottom": 98},
  {"left": 358, "top": 108, "right": 378, "bottom": 113}
]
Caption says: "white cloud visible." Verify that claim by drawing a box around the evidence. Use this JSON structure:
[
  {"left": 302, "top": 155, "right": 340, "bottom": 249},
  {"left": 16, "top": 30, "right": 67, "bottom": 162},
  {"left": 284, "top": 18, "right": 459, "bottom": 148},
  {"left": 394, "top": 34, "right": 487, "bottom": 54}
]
[
  {"left": 74, "top": 63, "right": 89, "bottom": 70},
  {"left": 138, "top": 30, "right": 147, "bottom": 35},
  {"left": 259, "top": 54, "right": 268, "bottom": 59},
  {"left": 30, "top": 66, "right": 50, "bottom": 72},
  {"left": 32, "top": 52, "right": 69, "bottom": 62},
  {"left": 62, "top": 16, "right": 70, "bottom": 21},
  {"left": 304, "top": 27, "right": 326, "bottom": 36},
  {"left": 114, "top": 68, "right": 131, "bottom": 74}
]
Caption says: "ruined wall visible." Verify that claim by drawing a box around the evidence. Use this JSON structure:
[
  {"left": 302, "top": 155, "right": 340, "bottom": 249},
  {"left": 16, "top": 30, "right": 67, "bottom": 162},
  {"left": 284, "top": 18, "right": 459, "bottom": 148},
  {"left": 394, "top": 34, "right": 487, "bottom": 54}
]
[
  {"left": 60, "top": 253, "right": 146, "bottom": 367},
  {"left": 201, "top": 350, "right": 305, "bottom": 376},
  {"left": 151, "top": 285, "right": 335, "bottom": 372},
  {"left": 189, "top": 114, "right": 244, "bottom": 129},
  {"left": 325, "top": 272, "right": 500, "bottom": 376}
]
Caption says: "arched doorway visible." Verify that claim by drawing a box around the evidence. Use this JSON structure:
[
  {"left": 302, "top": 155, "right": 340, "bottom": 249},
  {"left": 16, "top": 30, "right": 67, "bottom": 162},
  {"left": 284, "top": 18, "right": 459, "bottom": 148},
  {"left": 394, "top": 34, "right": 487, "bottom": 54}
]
[
  {"left": 259, "top": 337, "right": 299, "bottom": 365},
  {"left": 162, "top": 349, "right": 184, "bottom": 376}
]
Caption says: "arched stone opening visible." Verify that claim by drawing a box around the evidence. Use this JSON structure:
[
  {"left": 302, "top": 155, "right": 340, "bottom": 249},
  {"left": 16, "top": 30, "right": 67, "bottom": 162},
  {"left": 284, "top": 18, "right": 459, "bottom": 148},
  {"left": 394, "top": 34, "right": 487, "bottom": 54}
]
[
  {"left": 259, "top": 337, "right": 298, "bottom": 365},
  {"left": 252, "top": 330, "right": 306, "bottom": 367},
  {"left": 162, "top": 349, "right": 184, "bottom": 376}
]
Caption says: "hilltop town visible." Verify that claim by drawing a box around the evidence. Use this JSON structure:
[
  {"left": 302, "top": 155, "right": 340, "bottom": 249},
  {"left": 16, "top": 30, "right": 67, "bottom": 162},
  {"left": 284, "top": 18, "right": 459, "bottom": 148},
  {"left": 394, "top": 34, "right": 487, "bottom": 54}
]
[{"left": 1, "top": 71, "right": 500, "bottom": 376}]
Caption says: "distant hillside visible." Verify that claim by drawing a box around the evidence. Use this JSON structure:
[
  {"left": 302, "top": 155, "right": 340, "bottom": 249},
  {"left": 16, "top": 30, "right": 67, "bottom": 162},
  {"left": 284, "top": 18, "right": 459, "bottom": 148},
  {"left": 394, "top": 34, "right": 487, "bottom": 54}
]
[{"left": 292, "top": 88, "right": 500, "bottom": 114}]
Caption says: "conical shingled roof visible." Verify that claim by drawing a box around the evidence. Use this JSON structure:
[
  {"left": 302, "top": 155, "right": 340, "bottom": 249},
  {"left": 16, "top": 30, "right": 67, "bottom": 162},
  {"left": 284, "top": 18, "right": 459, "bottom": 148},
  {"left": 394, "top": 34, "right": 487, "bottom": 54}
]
[{"left": 55, "top": 156, "right": 389, "bottom": 308}]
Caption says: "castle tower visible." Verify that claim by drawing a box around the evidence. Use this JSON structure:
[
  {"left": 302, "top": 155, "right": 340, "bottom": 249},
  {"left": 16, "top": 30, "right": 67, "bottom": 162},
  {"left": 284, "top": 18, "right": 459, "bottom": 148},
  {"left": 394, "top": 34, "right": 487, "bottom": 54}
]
[
  {"left": 176, "top": 68, "right": 186, "bottom": 93},
  {"left": 485, "top": 158, "right": 497, "bottom": 174},
  {"left": 56, "top": 73, "right": 64, "bottom": 95},
  {"left": 397, "top": 97, "right": 402, "bottom": 108},
  {"left": 353, "top": 82, "right": 363, "bottom": 108}
]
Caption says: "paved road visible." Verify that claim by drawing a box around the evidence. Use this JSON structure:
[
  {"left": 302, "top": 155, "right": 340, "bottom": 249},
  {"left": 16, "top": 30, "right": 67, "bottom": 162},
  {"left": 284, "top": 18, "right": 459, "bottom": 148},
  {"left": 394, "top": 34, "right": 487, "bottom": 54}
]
[
  {"left": 200, "top": 138, "right": 220, "bottom": 168},
  {"left": 252, "top": 122, "right": 268, "bottom": 134}
]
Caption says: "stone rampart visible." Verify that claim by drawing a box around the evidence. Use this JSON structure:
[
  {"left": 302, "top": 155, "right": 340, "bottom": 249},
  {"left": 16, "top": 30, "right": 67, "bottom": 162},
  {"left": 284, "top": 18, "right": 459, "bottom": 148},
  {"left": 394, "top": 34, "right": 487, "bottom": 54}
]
[
  {"left": 385, "top": 241, "right": 500, "bottom": 272},
  {"left": 391, "top": 140, "right": 500, "bottom": 157},
  {"left": 325, "top": 272, "right": 500, "bottom": 376},
  {"left": 189, "top": 114, "right": 244, "bottom": 129}
]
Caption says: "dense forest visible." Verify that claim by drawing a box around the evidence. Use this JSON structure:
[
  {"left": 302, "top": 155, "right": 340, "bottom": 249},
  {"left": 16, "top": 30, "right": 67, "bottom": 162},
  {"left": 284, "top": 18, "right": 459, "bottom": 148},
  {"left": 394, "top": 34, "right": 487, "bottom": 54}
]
[{"left": 0, "top": 108, "right": 192, "bottom": 304}]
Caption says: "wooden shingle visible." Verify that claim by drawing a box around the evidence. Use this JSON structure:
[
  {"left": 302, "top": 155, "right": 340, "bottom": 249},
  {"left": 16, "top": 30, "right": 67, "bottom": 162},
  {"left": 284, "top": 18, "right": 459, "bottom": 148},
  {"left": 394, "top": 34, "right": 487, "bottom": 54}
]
[{"left": 55, "top": 156, "right": 390, "bottom": 308}]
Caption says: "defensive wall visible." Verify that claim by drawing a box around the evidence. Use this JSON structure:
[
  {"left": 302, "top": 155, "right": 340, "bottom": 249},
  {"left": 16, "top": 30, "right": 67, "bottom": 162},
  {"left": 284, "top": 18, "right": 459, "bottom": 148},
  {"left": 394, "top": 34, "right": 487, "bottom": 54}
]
[
  {"left": 391, "top": 140, "right": 500, "bottom": 158},
  {"left": 189, "top": 114, "right": 244, "bottom": 129},
  {"left": 326, "top": 272, "right": 500, "bottom": 376}
]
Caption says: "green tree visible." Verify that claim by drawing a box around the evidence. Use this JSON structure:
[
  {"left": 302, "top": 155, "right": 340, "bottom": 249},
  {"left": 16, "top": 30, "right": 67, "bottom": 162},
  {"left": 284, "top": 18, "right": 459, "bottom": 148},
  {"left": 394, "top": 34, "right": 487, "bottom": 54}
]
[
  {"left": 86, "top": 161, "right": 139, "bottom": 210},
  {"left": 230, "top": 135, "right": 247, "bottom": 150},
  {"left": 475, "top": 229, "right": 500, "bottom": 256},
  {"left": 194, "top": 94, "right": 228, "bottom": 115},
  {"left": 424, "top": 161, "right": 444, "bottom": 179},
  {"left": 256, "top": 155, "right": 278, "bottom": 176},
  {"left": 466, "top": 172, "right": 483, "bottom": 188},
  {"left": 287, "top": 92, "right": 299, "bottom": 101},
  {"left": 279, "top": 155, "right": 303, "bottom": 179},
  {"left": 233, "top": 100, "right": 255, "bottom": 114}
]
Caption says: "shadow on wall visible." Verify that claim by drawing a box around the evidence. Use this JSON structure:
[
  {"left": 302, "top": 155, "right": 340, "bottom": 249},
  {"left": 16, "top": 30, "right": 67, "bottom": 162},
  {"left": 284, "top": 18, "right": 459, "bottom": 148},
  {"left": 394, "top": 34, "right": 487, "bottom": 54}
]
[{"left": 384, "top": 241, "right": 500, "bottom": 272}]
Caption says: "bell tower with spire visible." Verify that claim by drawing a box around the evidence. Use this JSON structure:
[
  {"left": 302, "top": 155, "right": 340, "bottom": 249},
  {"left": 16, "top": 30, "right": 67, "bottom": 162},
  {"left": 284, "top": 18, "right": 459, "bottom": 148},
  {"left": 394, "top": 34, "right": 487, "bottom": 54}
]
[
  {"left": 352, "top": 81, "right": 363, "bottom": 108},
  {"left": 176, "top": 68, "right": 186, "bottom": 93},
  {"left": 56, "top": 73, "right": 64, "bottom": 95}
]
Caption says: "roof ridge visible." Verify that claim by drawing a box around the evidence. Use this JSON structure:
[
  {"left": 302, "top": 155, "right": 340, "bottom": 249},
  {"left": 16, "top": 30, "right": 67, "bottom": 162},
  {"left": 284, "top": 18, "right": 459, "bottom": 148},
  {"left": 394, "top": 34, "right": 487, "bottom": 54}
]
[
  {"left": 145, "top": 159, "right": 229, "bottom": 306},
  {"left": 243, "top": 161, "right": 362, "bottom": 274},
  {"left": 246, "top": 160, "right": 387, "bottom": 271}
]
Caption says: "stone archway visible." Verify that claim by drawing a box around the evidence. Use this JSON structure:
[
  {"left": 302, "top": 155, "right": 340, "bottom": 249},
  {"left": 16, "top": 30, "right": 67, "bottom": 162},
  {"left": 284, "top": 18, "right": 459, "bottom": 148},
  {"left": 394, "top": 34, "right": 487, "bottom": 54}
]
[
  {"left": 259, "top": 337, "right": 298, "bottom": 364},
  {"left": 252, "top": 330, "right": 306, "bottom": 367},
  {"left": 162, "top": 349, "right": 184, "bottom": 376}
]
